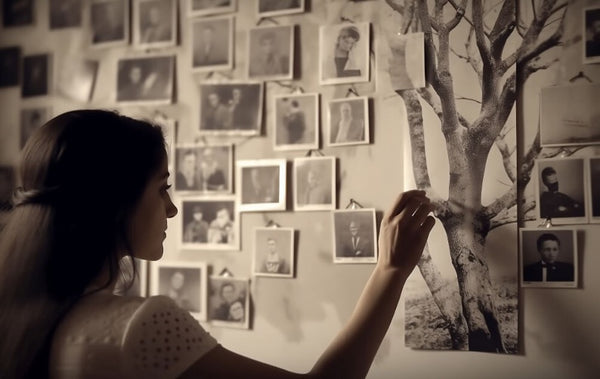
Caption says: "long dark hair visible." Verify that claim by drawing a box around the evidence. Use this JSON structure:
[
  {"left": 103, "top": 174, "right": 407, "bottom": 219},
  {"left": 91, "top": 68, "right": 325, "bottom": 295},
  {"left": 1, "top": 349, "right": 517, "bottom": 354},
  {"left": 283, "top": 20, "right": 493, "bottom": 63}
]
[{"left": 0, "top": 110, "right": 167, "bottom": 378}]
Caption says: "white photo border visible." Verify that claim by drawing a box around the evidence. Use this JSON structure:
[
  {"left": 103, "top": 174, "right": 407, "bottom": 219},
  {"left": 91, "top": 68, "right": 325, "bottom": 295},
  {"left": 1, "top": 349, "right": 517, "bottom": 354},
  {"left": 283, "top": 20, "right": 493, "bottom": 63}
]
[
  {"left": 252, "top": 227, "right": 295, "bottom": 278},
  {"left": 332, "top": 208, "right": 378, "bottom": 264},
  {"left": 115, "top": 54, "right": 175, "bottom": 106},
  {"left": 319, "top": 22, "right": 370, "bottom": 85},
  {"left": 173, "top": 143, "right": 233, "bottom": 194},
  {"left": 293, "top": 156, "right": 336, "bottom": 211},
  {"left": 208, "top": 276, "right": 250, "bottom": 329},
  {"left": 237, "top": 159, "right": 287, "bottom": 212},
  {"left": 272, "top": 92, "right": 319, "bottom": 151}
]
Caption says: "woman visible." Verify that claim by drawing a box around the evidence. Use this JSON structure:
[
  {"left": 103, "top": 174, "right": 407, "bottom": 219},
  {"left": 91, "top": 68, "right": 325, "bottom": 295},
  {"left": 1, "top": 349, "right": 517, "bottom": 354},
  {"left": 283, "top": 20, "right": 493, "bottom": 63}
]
[
  {"left": 323, "top": 25, "right": 362, "bottom": 80},
  {"left": 0, "top": 109, "right": 435, "bottom": 378}
]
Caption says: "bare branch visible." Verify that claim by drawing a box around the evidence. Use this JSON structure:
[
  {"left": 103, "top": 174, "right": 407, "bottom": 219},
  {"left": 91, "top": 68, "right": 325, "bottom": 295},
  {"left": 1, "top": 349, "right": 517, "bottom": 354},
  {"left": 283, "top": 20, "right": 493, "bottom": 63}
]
[
  {"left": 384, "top": 0, "right": 405, "bottom": 14},
  {"left": 495, "top": 132, "right": 517, "bottom": 183},
  {"left": 456, "top": 96, "right": 482, "bottom": 104},
  {"left": 472, "top": 0, "right": 494, "bottom": 104},
  {"left": 489, "top": 0, "right": 516, "bottom": 61},
  {"left": 448, "top": 0, "right": 480, "bottom": 34},
  {"left": 465, "top": 27, "right": 484, "bottom": 85},
  {"left": 483, "top": 182, "right": 517, "bottom": 221},
  {"left": 418, "top": 87, "right": 471, "bottom": 129},
  {"left": 446, "top": 0, "right": 467, "bottom": 31}
]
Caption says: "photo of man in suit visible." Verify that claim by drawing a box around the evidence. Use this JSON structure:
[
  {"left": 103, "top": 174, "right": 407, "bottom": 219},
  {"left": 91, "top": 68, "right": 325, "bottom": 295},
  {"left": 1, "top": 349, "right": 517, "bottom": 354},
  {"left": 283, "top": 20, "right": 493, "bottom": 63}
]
[
  {"left": 192, "top": 20, "right": 230, "bottom": 69},
  {"left": 340, "top": 220, "right": 373, "bottom": 258},
  {"left": 202, "top": 92, "right": 230, "bottom": 130},
  {"left": 330, "top": 98, "right": 367, "bottom": 145},
  {"left": 539, "top": 165, "right": 584, "bottom": 219},
  {"left": 333, "top": 209, "right": 377, "bottom": 263},
  {"left": 241, "top": 167, "right": 278, "bottom": 204},
  {"left": 523, "top": 233, "right": 574, "bottom": 282}
]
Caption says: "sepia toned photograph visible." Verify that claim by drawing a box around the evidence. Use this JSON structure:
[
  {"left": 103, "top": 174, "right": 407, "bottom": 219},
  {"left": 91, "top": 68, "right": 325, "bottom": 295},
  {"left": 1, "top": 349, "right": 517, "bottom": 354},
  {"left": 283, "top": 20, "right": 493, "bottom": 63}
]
[
  {"left": 520, "top": 227, "right": 578, "bottom": 288},
  {"left": 257, "top": 0, "right": 304, "bottom": 18},
  {"left": 188, "top": 0, "right": 235, "bottom": 17},
  {"left": 133, "top": 0, "right": 177, "bottom": 49},
  {"left": 208, "top": 276, "right": 249, "bottom": 329},
  {"left": 273, "top": 93, "right": 319, "bottom": 151},
  {"left": 536, "top": 158, "right": 588, "bottom": 225},
  {"left": 199, "top": 82, "right": 263, "bottom": 135},
  {"left": 174, "top": 144, "right": 232, "bottom": 193},
  {"left": 21, "top": 108, "right": 49, "bottom": 148},
  {"left": 540, "top": 84, "right": 600, "bottom": 146},
  {"left": 382, "top": 31, "right": 425, "bottom": 90},
  {"left": 248, "top": 24, "right": 293, "bottom": 81},
  {"left": 116, "top": 55, "right": 175, "bottom": 104},
  {"left": 253, "top": 227, "right": 294, "bottom": 278},
  {"left": 3, "top": 0, "right": 34, "bottom": 27},
  {"left": 584, "top": 6, "right": 600, "bottom": 64},
  {"left": 587, "top": 157, "right": 600, "bottom": 223},
  {"left": 0, "top": 46, "right": 20, "bottom": 87},
  {"left": 191, "top": 16, "right": 233, "bottom": 73},
  {"left": 320, "top": 22, "right": 370, "bottom": 85},
  {"left": 91, "top": 0, "right": 129, "bottom": 47},
  {"left": 293, "top": 156, "right": 335, "bottom": 211},
  {"left": 114, "top": 257, "right": 148, "bottom": 297},
  {"left": 153, "top": 114, "right": 177, "bottom": 172},
  {"left": 22, "top": 54, "right": 50, "bottom": 98},
  {"left": 0, "top": 166, "right": 15, "bottom": 213},
  {"left": 56, "top": 59, "right": 98, "bottom": 103},
  {"left": 327, "top": 96, "right": 369, "bottom": 147},
  {"left": 237, "top": 159, "right": 286, "bottom": 212},
  {"left": 49, "top": 0, "right": 82, "bottom": 29},
  {"left": 151, "top": 261, "right": 208, "bottom": 320},
  {"left": 332, "top": 208, "right": 377, "bottom": 264},
  {"left": 180, "top": 196, "right": 238, "bottom": 250}
]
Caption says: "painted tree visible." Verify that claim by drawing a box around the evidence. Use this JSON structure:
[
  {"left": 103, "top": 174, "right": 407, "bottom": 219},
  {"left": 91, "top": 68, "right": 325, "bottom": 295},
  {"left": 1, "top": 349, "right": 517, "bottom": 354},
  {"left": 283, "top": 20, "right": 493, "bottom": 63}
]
[{"left": 384, "top": 0, "right": 569, "bottom": 351}]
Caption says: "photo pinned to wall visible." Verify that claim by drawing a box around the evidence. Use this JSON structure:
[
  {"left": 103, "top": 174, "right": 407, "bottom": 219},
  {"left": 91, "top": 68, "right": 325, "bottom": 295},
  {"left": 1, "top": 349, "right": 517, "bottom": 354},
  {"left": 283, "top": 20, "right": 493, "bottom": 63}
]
[
  {"left": 49, "top": 0, "right": 82, "bottom": 29},
  {"left": 382, "top": 31, "right": 426, "bottom": 90},
  {"left": 257, "top": 0, "right": 304, "bottom": 18},
  {"left": 520, "top": 227, "right": 578, "bottom": 288},
  {"left": 116, "top": 55, "right": 175, "bottom": 105},
  {"left": 114, "top": 257, "right": 148, "bottom": 297},
  {"left": 133, "top": 0, "right": 177, "bottom": 49},
  {"left": 191, "top": 16, "right": 234, "bottom": 73},
  {"left": 332, "top": 208, "right": 377, "bottom": 264},
  {"left": 535, "top": 157, "right": 588, "bottom": 225},
  {"left": 153, "top": 114, "right": 177, "bottom": 172},
  {"left": 188, "top": 0, "right": 236, "bottom": 17},
  {"left": 248, "top": 24, "right": 294, "bottom": 81},
  {"left": 56, "top": 59, "right": 99, "bottom": 103},
  {"left": 90, "top": 0, "right": 129, "bottom": 48},
  {"left": 179, "top": 196, "right": 238, "bottom": 250},
  {"left": 293, "top": 156, "right": 336, "bottom": 211},
  {"left": 273, "top": 93, "right": 319, "bottom": 151},
  {"left": 540, "top": 84, "right": 600, "bottom": 147},
  {"left": 150, "top": 261, "right": 208, "bottom": 320},
  {"left": 319, "top": 22, "right": 370, "bottom": 85},
  {"left": 22, "top": 54, "right": 51, "bottom": 98},
  {"left": 3, "top": 0, "right": 34, "bottom": 27},
  {"left": 199, "top": 82, "right": 263, "bottom": 136},
  {"left": 174, "top": 143, "right": 233, "bottom": 193},
  {"left": 253, "top": 227, "right": 294, "bottom": 278},
  {"left": 21, "top": 107, "right": 49, "bottom": 148},
  {"left": 0, "top": 166, "right": 15, "bottom": 213},
  {"left": 586, "top": 157, "right": 600, "bottom": 223},
  {"left": 327, "top": 96, "right": 369, "bottom": 147},
  {"left": 583, "top": 5, "right": 600, "bottom": 64},
  {"left": 237, "top": 159, "right": 286, "bottom": 212},
  {"left": 0, "top": 46, "right": 20, "bottom": 87},
  {"left": 208, "top": 276, "right": 250, "bottom": 329}
]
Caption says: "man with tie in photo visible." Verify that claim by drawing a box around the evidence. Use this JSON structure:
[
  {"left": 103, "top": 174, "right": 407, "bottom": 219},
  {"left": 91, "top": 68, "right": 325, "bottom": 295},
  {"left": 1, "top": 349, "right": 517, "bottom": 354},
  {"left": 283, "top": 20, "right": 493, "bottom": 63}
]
[{"left": 523, "top": 233, "right": 574, "bottom": 282}]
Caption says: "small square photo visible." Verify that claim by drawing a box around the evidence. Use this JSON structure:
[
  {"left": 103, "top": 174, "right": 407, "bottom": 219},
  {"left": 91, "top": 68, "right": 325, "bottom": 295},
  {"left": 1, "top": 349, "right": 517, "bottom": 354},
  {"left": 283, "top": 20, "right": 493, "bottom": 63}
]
[
  {"left": 116, "top": 55, "right": 175, "bottom": 104},
  {"left": 584, "top": 6, "right": 600, "bottom": 64},
  {"left": 320, "top": 22, "right": 370, "bottom": 85},
  {"left": 22, "top": 54, "right": 50, "bottom": 98},
  {"left": 273, "top": 93, "right": 319, "bottom": 151},
  {"left": 180, "top": 196, "right": 238, "bottom": 250},
  {"left": 248, "top": 24, "right": 293, "bottom": 81},
  {"left": 188, "top": 0, "right": 236, "bottom": 17},
  {"left": 257, "top": 0, "right": 304, "bottom": 18},
  {"left": 134, "top": 0, "right": 177, "bottom": 49},
  {"left": 327, "top": 97, "right": 369, "bottom": 146},
  {"left": 91, "top": 0, "right": 129, "bottom": 47},
  {"left": 332, "top": 208, "right": 377, "bottom": 264},
  {"left": 3, "top": 0, "right": 34, "bottom": 27},
  {"left": 294, "top": 156, "right": 335, "bottom": 211},
  {"left": 49, "top": 0, "right": 82, "bottom": 29},
  {"left": 0, "top": 47, "right": 20, "bottom": 88},
  {"left": 192, "top": 16, "right": 234, "bottom": 73},
  {"left": 253, "top": 227, "right": 294, "bottom": 277},
  {"left": 208, "top": 276, "right": 250, "bottom": 329},
  {"left": 237, "top": 159, "right": 286, "bottom": 212},
  {"left": 174, "top": 144, "right": 232, "bottom": 193}
]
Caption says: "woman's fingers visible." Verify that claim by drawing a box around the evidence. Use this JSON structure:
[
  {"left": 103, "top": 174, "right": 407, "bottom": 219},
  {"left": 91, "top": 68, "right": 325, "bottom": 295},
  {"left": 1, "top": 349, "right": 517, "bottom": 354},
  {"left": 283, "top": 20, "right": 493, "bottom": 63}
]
[{"left": 384, "top": 190, "right": 427, "bottom": 222}]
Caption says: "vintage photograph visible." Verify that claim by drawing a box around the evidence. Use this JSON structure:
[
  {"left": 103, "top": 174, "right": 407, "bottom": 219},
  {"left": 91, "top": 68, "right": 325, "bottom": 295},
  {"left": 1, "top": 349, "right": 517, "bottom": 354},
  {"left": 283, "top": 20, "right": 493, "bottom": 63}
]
[
  {"left": 22, "top": 54, "right": 50, "bottom": 98},
  {"left": 91, "top": 0, "right": 129, "bottom": 47},
  {"left": 237, "top": 159, "right": 286, "bottom": 212},
  {"left": 114, "top": 257, "right": 148, "bottom": 297},
  {"left": 253, "top": 227, "right": 294, "bottom": 278},
  {"left": 540, "top": 84, "right": 600, "bottom": 146},
  {"left": 332, "top": 208, "right": 377, "bottom": 264},
  {"left": 248, "top": 24, "right": 293, "bottom": 81},
  {"left": 320, "top": 22, "right": 370, "bottom": 85},
  {"left": 536, "top": 158, "right": 588, "bottom": 225},
  {"left": 49, "top": 0, "right": 82, "bottom": 29},
  {"left": 56, "top": 59, "right": 98, "bottom": 103},
  {"left": 174, "top": 144, "right": 232, "bottom": 193},
  {"left": 0, "top": 166, "right": 15, "bottom": 213},
  {"left": 188, "top": 0, "right": 236, "bottom": 17},
  {"left": 382, "top": 31, "right": 426, "bottom": 90},
  {"left": 327, "top": 96, "right": 369, "bottom": 147},
  {"left": 133, "top": 0, "right": 177, "bottom": 49},
  {"left": 293, "top": 156, "right": 335, "bottom": 211},
  {"left": 3, "top": 0, "right": 34, "bottom": 27},
  {"left": 116, "top": 55, "right": 175, "bottom": 104},
  {"left": 199, "top": 82, "right": 263, "bottom": 135},
  {"left": 0, "top": 46, "right": 20, "bottom": 87},
  {"left": 208, "top": 276, "right": 249, "bottom": 329},
  {"left": 180, "top": 196, "right": 238, "bottom": 250},
  {"left": 584, "top": 6, "right": 600, "bottom": 64},
  {"left": 21, "top": 108, "right": 48, "bottom": 148},
  {"left": 153, "top": 114, "right": 177, "bottom": 171},
  {"left": 151, "top": 261, "right": 208, "bottom": 320},
  {"left": 191, "top": 16, "right": 233, "bottom": 73},
  {"left": 587, "top": 157, "right": 600, "bottom": 223},
  {"left": 257, "top": 0, "right": 304, "bottom": 18},
  {"left": 273, "top": 93, "right": 319, "bottom": 151},
  {"left": 520, "top": 227, "right": 578, "bottom": 288}
]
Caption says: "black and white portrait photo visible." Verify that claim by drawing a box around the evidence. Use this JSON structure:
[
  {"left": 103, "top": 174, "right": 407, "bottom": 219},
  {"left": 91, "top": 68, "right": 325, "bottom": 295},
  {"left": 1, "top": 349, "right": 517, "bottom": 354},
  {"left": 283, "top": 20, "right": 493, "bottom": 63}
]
[
  {"left": 273, "top": 93, "right": 319, "bottom": 151},
  {"left": 248, "top": 25, "right": 293, "bottom": 81},
  {"left": 237, "top": 159, "right": 286, "bottom": 212},
  {"left": 587, "top": 157, "right": 600, "bottom": 223},
  {"left": 257, "top": 0, "right": 304, "bottom": 18},
  {"left": 320, "top": 22, "right": 370, "bottom": 85},
  {"left": 199, "top": 82, "right": 263, "bottom": 135},
  {"left": 584, "top": 6, "right": 600, "bottom": 64},
  {"left": 540, "top": 84, "right": 600, "bottom": 147},
  {"left": 328, "top": 96, "right": 369, "bottom": 146},
  {"left": 114, "top": 257, "right": 148, "bottom": 297},
  {"left": 174, "top": 144, "right": 232, "bottom": 193},
  {"left": 20, "top": 108, "right": 48, "bottom": 148},
  {"left": 151, "top": 261, "right": 207, "bottom": 320},
  {"left": 56, "top": 59, "right": 98, "bottom": 103},
  {"left": 0, "top": 166, "right": 15, "bottom": 213},
  {"left": 253, "top": 227, "right": 294, "bottom": 278},
  {"left": 91, "top": 0, "right": 129, "bottom": 47},
  {"left": 133, "top": 0, "right": 176, "bottom": 49},
  {"left": 536, "top": 158, "right": 588, "bottom": 225},
  {"left": 332, "top": 208, "right": 377, "bottom": 264},
  {"left": 153, "top": 114, "right": 177, "bottom": 171},
  {"left": 3, "top": 0, "right": 34, "bottom": 27},
  {"left": 188, "top": 0, "right": 235, "bottom": 17},
  {"left": 520, "top": 228, "right": 577, "bottom": 288},
  {"left": 192, "top": 16, "right": 233, "bottom": 73},
  {"left": 22, "top": 54, "right": 50, "bottom": 98},
  {"left": 116, "top": 55, "right": 174, "bottom": 104},
  {"left": 0, "top": 47, "right": 20, "bottom": 88},
  {"left": 382, "top": 31, "right": 426, "bottom": 90},
  {"left": 180, "top": 196, "right": 238, "bottom": 250},
  {"left": 208, "top": 276, "right": 249, "bottom": 329},
  {"left": 49, "top": 0, "right": 82, "bottom": 29},
  {"left": 293, "top": 156, "right": 335, "bottom": 211}
]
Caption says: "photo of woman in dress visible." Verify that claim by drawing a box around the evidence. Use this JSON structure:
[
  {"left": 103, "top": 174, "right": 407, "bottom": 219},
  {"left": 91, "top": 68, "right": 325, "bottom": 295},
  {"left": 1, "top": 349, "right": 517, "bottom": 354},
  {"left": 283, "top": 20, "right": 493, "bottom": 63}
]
[{"left": 320, "top": 23, "right": 370, "bottom": 85}]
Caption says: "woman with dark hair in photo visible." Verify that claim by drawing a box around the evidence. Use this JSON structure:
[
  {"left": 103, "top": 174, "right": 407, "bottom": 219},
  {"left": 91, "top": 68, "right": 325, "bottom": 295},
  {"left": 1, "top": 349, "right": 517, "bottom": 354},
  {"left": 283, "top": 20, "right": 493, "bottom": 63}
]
[
  {"left": 325, "top": 25, "right": 362, "bottom": 79},
  {"left": 0, "top": 109, "right": 435, "bottom": 378}
]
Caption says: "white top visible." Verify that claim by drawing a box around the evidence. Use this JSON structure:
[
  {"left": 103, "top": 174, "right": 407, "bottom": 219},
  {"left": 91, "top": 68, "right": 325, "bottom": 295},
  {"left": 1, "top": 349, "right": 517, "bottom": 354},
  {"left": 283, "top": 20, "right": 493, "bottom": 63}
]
[{"left": 49, "top": 293, "right": 218, "bottom": 379}]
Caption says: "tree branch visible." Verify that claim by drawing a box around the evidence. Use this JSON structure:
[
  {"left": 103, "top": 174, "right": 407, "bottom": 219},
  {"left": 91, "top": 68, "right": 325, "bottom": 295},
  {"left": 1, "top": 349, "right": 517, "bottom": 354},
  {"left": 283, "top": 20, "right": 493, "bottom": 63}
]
[
  {"left": 446, "top": 0, "right": 467, "bottom": 31},
  {"left": 489, "top": 0, "right": 516, "bottom": 61},
  {"left": 417, "top": 87, "right": 471, "bottom": 129},
  {"left": 483, "top": 182, "right": 516, "bottom": 221},
  {"left": 472, "top": 0, "right": 494, "bottom": 105},
  {"left": 495, "top": 127, "right": 517, "bottom": 183}
]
